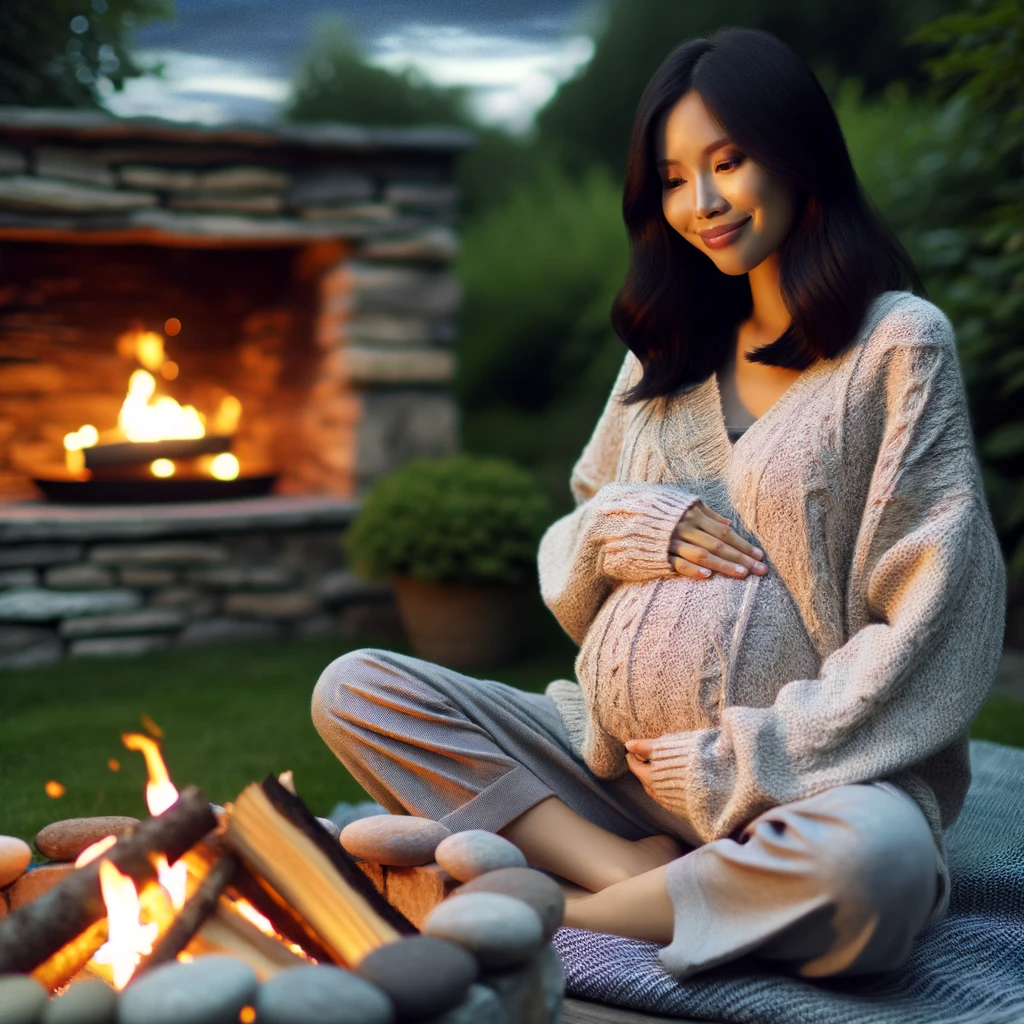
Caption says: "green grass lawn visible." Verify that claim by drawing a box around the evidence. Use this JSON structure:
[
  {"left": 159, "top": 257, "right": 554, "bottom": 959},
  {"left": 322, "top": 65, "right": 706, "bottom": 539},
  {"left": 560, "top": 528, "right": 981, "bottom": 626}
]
[
  {"left": 0, "top": 636, "right": 576, "bottom": 850},
  {"left": 1, "top": 636, "right": 1019, "bottom": 850}
]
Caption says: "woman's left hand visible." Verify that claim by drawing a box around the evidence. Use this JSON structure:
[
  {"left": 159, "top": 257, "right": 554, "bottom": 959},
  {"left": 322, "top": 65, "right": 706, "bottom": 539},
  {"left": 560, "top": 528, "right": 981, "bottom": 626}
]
[{"left": 625, "top": 738, "right": 657, "bottom": 800}]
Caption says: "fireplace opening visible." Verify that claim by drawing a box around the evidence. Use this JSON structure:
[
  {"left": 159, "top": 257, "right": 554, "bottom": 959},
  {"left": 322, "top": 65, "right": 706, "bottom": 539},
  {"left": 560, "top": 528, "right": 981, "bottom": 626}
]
[{"left": 0, "top": 240, "right": 333, "bottom": 503}]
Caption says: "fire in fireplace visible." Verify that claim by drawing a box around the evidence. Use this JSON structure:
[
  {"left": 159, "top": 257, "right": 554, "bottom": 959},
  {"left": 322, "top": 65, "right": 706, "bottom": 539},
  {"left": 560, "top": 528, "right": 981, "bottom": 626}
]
[{"left": 0, "top": 109, "right": 468, "bottom": 503}]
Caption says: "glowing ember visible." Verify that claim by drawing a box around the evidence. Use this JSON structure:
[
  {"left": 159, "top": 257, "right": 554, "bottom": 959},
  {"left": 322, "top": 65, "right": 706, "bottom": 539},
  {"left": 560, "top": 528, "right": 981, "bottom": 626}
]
[
  {"left": 76, "top": 834, "right": 117, "bottom": 868},
  {"left": 240, "top": 1007, "right": 257, "bottom": 1023},
  {"left": 108, "top": 759, "right": 121, "bottom": 772},
  {"left": 210, "top": 453, "right": 240, "bottom": 481},
  {"left": 150, "top": 458, "right": 175, "bottom": 478},
  {"left": 229, "top": 898, "right": 315, "bottom": 962},
  {"left": 45, "top": 780, "right": 65, "bottom": 799},
  {"left": 140, "top": 713, "right": 165, "bottom": 738},
  {"left": 92, "top": 860, "right": 159, "bottom": 989},
  {"left": 122, "top": 733, "right": 179, "bottom": 816}
]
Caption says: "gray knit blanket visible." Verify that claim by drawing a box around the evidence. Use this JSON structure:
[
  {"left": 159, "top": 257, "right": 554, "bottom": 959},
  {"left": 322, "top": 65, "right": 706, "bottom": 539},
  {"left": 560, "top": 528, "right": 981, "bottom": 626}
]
[{"left": 553, "top": 740, "right": 1024, "bottom": 1024}]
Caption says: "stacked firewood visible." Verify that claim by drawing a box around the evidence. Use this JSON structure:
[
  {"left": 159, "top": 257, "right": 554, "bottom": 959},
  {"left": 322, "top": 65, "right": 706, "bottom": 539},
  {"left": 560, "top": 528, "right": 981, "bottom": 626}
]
[{"left": 0, "top": 785, "right": 565, "bottom": 1023}]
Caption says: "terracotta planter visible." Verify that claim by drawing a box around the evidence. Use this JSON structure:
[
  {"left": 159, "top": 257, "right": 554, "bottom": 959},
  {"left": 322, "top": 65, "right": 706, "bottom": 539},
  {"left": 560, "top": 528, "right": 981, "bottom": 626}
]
[{"left": 391, "top": 577, "right": 527, "bottom": 671}]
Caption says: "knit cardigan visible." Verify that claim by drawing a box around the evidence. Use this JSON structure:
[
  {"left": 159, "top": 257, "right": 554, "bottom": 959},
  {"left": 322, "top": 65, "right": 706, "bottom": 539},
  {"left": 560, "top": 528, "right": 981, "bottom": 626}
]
[{"left": 538, "top": 290, "right": 1006, "bottom": 917}]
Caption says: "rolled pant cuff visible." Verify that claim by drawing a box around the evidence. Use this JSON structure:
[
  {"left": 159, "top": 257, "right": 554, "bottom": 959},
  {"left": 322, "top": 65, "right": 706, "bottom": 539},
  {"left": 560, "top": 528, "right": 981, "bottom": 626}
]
[{"left": 439, "top": 764, "right": 555, "bottom": 834}]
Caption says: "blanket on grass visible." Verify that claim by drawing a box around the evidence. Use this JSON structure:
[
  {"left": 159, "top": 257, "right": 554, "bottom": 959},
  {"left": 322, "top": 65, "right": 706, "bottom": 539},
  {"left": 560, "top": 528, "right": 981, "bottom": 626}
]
[{"left": 552, "top": 739, "right": 1024, "bottom": 1024}]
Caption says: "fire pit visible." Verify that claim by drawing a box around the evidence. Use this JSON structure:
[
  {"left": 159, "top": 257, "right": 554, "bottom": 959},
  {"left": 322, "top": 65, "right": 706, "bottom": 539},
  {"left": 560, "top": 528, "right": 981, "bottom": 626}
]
[{"left": 0, "top": 732, "right": 565, "bottom": 1022}]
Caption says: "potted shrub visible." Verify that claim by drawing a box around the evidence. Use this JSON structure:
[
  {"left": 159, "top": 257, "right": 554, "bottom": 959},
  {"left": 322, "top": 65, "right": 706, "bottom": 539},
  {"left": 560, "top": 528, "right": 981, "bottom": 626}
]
[{"left": 347, "top": 455, "right": 552, "bottom": 669}]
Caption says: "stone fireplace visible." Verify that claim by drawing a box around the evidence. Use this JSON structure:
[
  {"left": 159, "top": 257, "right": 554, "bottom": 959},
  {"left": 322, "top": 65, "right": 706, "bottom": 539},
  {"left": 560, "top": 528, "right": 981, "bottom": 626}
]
[
  {"left": 0, "top": 110, "right": 472, "bottom": 664},
  {"left": 0, "top": 109, "right": 470, "bottom": 500}
]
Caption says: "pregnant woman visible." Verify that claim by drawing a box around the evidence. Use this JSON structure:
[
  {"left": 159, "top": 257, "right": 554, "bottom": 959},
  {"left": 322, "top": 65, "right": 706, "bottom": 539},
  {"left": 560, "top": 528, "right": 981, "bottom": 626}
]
[{"left": 312, "top": 27, "right": 1006, "bottom": 979}]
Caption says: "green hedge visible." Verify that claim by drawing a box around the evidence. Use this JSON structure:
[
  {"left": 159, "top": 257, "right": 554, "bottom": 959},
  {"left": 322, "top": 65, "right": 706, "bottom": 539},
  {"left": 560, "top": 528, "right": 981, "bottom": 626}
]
[{"left": 347, "top": 456, "right": 552, "bottom": 586}]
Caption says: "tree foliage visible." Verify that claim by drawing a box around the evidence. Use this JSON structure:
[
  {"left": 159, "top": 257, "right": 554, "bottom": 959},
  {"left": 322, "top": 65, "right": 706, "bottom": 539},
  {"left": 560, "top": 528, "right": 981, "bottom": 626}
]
[
  {"left": 286, "top": 18, "right": 472, "bottom": 128},
  {"left": 0, "top": 0, "right": 173, "bottom": 108},
  {"left": 907, "top": 0, "right": 1024, "bottom": 577},
  {"left": 535, "top": 0, "right": 962, "bottom": 173}
]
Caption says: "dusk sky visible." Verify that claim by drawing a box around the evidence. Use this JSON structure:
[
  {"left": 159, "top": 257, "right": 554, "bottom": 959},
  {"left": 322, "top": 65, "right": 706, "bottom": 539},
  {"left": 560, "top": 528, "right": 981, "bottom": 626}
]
[{"left": 106, "top": 0, "right": 601, "bottom": 132}]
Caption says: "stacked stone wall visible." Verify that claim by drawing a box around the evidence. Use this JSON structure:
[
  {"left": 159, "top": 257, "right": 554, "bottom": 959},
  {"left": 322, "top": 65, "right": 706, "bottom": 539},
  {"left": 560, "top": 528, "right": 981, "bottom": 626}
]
[{"left": 0, "top": 501, "right": 396, "bottom": 668}]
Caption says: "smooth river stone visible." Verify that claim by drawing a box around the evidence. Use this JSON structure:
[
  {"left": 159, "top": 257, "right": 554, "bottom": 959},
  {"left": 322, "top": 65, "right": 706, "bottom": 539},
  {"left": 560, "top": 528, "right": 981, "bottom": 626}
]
[
  {"left": 340, "top": 816, "right": 450, "bottom": 867},
  {"left": 357, "top": 936, "right": 478, "bottom": 1019},
  {"left": 419, "top": 983, "right": 506, "bottom": 1024},
  {"left": 35, "top": 817, "right": 139, "bottom": 862},
  {"left": 42, "top": 979, "right": 117, "bottom": 1024},
  {"left": 0, "top": 836, "right": 32, "bottom": 887},
  {"left": 434, "top": 831, "right": 526, "bottom": 882},
  {"left": 0, "top": 975, "right": 48, "bottom": 1024},
  {"left": 117, "top": 955, "right": 258, "bottom": 1024},
  {"left": 453, "top": 868, "right": 565, "bottom": 940},
  {"left": 425, "top": 893, "right": 542, "bottom": 970},
  {"left": 255, "top": 965, "right": 393, "bottom": 1024},
  {"left": 315, "top": 817, "right": 341, "bottom": 843}
]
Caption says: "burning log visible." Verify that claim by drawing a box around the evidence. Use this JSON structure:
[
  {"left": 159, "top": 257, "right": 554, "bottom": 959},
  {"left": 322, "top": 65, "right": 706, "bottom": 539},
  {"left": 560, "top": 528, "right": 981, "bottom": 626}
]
[
  {"left": 224, "top": 861, "right": 335, "bottom": 966},
  {"left": 223, "top": 776, "right": 415, "bottom": 967},
  {"left": 132, "top": 853, "right": 238, "bottom": 977},
  {"left": 0, "top": 786, "right": 216, "bottom": 981},
  {"left": 84, "top": 435, "right": 232, "bottom": 470}
]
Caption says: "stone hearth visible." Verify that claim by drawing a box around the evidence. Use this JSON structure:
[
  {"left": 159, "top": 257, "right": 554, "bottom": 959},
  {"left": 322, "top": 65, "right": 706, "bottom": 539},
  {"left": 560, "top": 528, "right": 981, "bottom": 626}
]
[{"left": 0, "top": 496, "right": 398, "bottom": 667}]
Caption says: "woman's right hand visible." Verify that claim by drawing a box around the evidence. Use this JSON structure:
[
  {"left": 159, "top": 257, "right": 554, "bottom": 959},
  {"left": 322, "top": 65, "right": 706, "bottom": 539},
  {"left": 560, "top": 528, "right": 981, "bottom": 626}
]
[{"left": 669, "top": 501, "right": 767, "bottom": 579}]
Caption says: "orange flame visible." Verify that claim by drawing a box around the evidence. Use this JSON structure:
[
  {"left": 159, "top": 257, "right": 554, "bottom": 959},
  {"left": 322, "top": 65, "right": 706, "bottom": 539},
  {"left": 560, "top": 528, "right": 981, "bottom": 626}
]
[
  {"left": 76, "top": 835, "right": 117, "bottom": 868},
  {"left": 45, "top": 780, "right": 66, "bottom": 799},
  {"left": 91, "top": 860, "right": 159, "bottom": 989},
  {"left": 155, "top": 854, "right": 188, "bottom": 911},
  {"left": 122, "top": 733, "right": 179, "bottom": 816}
]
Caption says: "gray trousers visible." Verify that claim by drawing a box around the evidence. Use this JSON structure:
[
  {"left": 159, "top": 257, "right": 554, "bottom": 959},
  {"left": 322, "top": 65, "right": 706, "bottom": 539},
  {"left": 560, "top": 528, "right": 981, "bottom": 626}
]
[{"left": 312, "top": 649, "right": 940, "bottom": 979}]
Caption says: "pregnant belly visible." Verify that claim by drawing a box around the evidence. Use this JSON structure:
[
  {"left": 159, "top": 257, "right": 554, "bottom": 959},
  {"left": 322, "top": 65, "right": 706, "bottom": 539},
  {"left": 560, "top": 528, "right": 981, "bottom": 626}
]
[{"left": 577, "top": 571, "right": 819, "bottom": 742}]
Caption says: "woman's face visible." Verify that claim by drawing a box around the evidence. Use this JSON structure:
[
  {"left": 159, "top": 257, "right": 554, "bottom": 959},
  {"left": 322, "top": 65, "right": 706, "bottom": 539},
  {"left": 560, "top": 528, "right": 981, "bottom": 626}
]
[{"left": 655, "top": 90, "right": 798, "bottom": 276}]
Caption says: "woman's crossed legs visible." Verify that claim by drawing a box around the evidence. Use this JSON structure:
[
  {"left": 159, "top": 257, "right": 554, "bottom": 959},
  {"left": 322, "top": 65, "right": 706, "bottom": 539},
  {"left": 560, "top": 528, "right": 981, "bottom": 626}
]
[{"left": 312, "top": 649, "right": 939, "bottom": 979}]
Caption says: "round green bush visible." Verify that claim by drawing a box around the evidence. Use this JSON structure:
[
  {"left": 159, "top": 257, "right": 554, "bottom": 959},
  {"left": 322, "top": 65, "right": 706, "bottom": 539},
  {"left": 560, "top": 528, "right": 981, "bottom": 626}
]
[{"left": 347, "top": 455, "right": 553, "bottom": 586}]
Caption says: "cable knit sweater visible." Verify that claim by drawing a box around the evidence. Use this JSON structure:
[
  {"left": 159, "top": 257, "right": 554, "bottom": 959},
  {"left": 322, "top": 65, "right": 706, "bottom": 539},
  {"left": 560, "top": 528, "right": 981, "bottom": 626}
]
[{"left": 539, "top": 290, "right": 1006, "bottom": 917}]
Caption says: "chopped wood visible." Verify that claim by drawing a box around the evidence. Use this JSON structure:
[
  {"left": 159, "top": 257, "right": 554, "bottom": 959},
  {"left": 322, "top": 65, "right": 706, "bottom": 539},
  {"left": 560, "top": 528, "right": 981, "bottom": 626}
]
[{"left": 0, "top": 786, "right": 215, "bottom": 976}]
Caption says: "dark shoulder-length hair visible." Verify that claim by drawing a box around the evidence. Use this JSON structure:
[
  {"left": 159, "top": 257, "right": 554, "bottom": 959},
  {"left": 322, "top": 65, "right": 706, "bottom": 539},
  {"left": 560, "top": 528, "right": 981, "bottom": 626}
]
[{"left": 613, "top": 26, "right": 923, "bottom": 403}]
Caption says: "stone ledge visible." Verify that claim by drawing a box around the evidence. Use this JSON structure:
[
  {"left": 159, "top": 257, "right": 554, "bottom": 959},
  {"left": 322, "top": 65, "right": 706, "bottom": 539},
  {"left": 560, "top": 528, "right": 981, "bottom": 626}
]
[
  {"left": 0, "top": 495, "right": 357, "bottom": 543},
  {"left": 0, "top": 587, "right": 140, "bottom": 622},
  {"left": 59, "top": 607, "right": 187, "bottom": 639},
  {"left": 69, "top": 634, "right": 172, "bottom": 657},
  {"left": 0, "top": 108, "right": 476, "bottom": 153}
]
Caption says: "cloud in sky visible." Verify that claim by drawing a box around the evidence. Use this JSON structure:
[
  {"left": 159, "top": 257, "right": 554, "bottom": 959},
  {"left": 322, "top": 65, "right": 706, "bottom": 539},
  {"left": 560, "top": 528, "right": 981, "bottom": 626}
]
[
  {"left": 107, "top": 1, "right": 599, "bottom": 130},
  {"left": 369, "top": 26, "right": 594, "bottom": 132}
]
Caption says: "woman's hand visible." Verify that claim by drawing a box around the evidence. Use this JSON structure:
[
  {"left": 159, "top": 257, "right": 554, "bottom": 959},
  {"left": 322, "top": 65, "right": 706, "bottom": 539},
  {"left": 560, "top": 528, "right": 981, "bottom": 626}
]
[
  {"left": 625, "top": 738, "right": 657, "bottom": 800},
  {"left": 669, "top": 501, "right": 767, "bottom": 580}
]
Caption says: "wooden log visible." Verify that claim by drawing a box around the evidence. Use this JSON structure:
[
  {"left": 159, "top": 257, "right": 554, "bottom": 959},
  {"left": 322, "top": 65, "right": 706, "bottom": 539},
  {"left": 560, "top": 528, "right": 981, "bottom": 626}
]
[
  {"left": 85, "top": 435, "right": 232, "bottom": 470},
  {"left": 132, "top": 853, "right": 237, "bottom": 976},
  {"left": 0, "top": 786, "right": 215, "bottom": 976},
  {"left": 223, "top": 857, "right": 339, "bottom": 966}
]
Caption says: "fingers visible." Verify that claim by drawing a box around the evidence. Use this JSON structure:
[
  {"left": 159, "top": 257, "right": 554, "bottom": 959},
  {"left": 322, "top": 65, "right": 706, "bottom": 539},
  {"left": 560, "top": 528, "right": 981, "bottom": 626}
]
[
  {"left": 698, "top": 516, "right": 764, "bottom": 561},
  {"left": 694, "top": 500, "right": 731, "bottom": 525},
  {"left": 669, "top": 536, "right": 765, "bottom": 579},
  {"left": 626, "top": 739, "right": 654, "bottom": 760}
]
